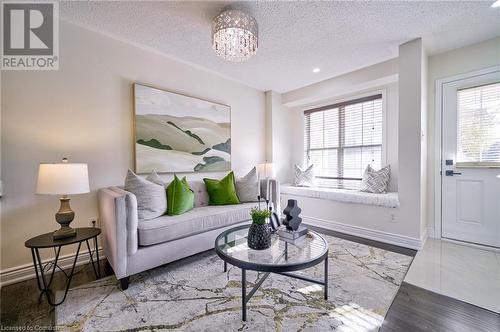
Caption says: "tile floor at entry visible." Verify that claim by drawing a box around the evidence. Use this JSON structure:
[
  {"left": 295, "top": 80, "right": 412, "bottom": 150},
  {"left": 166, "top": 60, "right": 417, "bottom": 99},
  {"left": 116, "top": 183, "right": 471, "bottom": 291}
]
[{"left": 404, "top": 238, "right": 500, "bottom": 313}]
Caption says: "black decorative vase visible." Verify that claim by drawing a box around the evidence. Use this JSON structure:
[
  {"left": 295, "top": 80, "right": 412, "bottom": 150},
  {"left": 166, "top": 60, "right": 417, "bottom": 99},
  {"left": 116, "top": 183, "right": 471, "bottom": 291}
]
[{"left": 247, "top": 223, "right": 272, "bottom": 250}]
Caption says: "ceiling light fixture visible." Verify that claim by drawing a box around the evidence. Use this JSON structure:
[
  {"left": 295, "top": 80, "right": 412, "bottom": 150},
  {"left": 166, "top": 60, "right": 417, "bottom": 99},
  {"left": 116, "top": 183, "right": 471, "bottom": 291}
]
[
  {"left": 491, "top": 0, "right": 500, "bottom": 7},
  {"left": 212, "top": 8, "right": 258, "bottom": 62},
  {"left": 313, "top": 68, "right": 320, "bottom": 73}
]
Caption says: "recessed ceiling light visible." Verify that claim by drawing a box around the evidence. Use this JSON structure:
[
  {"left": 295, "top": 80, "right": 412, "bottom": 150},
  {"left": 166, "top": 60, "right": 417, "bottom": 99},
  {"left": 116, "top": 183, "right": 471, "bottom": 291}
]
[
  {"left": 313, "top": 68, "right": 320, "bottom": 73},
  {"left": 492, "top": 0, "right": 500, "bottom": 7}
]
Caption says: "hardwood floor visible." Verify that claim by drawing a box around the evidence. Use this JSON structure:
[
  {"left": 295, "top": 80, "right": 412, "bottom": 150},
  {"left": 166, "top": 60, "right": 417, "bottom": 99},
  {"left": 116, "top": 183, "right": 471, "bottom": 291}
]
[
  {"left": 306, "top": 224, "right": 418, "bottom": 257},
  {"left": 0, "top": 260, "right": 112, "bottom": 330},
  {"left": 1, "top": 228, "right": 498, "bottom": 331},
  {"left": 382, "top": 282, "right": 500, "bottom": 332}
]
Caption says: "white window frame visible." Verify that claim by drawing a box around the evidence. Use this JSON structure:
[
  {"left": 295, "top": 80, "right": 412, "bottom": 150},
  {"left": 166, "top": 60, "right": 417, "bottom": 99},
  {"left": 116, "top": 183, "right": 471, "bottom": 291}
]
[
  {"left": 455, "top": 82, "right": 500, "bottom": 168},
  {"left": 301, "top": 89, "right": 388, "bottom": 186}
]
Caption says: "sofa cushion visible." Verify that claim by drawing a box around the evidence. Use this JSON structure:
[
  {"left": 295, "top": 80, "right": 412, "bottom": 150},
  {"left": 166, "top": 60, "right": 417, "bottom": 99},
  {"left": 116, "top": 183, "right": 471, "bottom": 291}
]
[
  {"left": 166, "top": 175, "right": 194, "bottom": 215},
  {"left": 235, "top": 167, "right": 259, "bottom": 203},
  {"left": 145, "top": 170, "right": 164, "bottom": 186},
  {"left": 124, "top": 169, "right": 167, "bottom": 220},
  {"left": 189, "top": 180, "right": 210, "bottom": 208},
  {"left": 203, "top": 171, "right": 240, "bottom": 205},
  {"left": 137, "top": 203, "right": 255, "bottom": 246}
]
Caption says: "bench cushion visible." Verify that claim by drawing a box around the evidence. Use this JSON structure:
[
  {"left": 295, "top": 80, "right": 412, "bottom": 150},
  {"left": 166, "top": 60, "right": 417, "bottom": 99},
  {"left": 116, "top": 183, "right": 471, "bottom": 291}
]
[
  {"left": 281, "top": 184, "right": 399, "bottom": 208},
  {"left": 137, "top": 203, "right": 255, "bottom": 246}
]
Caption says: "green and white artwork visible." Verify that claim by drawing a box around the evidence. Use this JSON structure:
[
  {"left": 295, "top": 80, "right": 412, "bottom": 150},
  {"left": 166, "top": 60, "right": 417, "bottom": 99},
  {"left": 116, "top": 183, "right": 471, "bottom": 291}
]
[{"left": 134, "top": 84, "right": 231, "bottom": 173}]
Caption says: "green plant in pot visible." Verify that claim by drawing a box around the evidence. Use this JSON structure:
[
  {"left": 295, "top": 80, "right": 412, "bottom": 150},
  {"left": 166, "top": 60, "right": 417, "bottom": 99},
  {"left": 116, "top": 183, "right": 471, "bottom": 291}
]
[{"left": 248, "top": 208, "right": 272, "bottom": 250}]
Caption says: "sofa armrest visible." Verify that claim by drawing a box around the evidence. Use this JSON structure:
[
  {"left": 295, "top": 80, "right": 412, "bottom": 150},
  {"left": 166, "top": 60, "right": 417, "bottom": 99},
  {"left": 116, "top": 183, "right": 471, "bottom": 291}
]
[{"left": 98, "top": 187, "right": 139, "bottom": 279}]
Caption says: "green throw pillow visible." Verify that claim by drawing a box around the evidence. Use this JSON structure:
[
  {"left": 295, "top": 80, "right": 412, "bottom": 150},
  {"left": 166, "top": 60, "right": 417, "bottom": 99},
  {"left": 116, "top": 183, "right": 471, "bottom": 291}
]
[
  {"left": 203, "top": 171, "right": 241, "bottom": 205},
  {"left": 166, "top": 175, "right": 194, "bottom": 216}
]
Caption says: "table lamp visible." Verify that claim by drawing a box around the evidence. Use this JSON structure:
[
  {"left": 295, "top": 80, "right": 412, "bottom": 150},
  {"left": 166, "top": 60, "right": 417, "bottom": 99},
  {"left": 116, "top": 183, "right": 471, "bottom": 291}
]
[{"left": 36, "top": 158, "right": 90, "bottom": 239}]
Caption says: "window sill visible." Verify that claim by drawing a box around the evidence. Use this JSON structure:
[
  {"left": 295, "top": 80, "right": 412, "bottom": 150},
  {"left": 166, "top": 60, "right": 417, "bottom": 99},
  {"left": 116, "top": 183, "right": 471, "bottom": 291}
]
[
  {"left": 455, "top": 162, "right": 500, "bottom": 168},
  {"left": 281, "top": 184, "right": 399, "bottom": 208}
]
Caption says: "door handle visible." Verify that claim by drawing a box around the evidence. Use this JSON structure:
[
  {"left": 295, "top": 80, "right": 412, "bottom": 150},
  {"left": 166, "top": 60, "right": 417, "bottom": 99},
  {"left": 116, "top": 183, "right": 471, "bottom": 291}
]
[{"left": 445, "top": 170, "right": 462, "bottom": 176}]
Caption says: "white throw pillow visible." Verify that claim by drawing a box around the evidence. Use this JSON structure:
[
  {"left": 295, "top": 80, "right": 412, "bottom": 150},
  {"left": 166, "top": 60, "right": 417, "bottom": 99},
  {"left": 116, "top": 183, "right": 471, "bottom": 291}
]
[
  {"left": 294, "top": 164, "right": 315, "bottom": 187},
  {"left": 125, "top": 169, "right": 167, "bottom": 220},
  {"left": 235, "top": 167, "right": 259, "bottom": 202},
  {"left": 360, "top": 165, "right": 391, "bottom": 194}
]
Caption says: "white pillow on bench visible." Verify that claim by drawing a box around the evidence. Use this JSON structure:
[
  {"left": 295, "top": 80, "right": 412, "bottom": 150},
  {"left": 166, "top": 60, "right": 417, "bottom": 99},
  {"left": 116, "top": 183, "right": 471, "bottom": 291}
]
[
  {"left": 294, "top": 164, "right": 315, "bottom": 187},
  {"left": 360, "top": 165, "right": 391, "bottom": 194}
]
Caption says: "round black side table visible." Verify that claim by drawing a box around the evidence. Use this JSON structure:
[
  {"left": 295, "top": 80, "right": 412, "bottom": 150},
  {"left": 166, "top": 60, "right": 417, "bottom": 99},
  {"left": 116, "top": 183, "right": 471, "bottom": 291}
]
[{"left": 25, "top": 227, "right": 101, "bottom": 306}]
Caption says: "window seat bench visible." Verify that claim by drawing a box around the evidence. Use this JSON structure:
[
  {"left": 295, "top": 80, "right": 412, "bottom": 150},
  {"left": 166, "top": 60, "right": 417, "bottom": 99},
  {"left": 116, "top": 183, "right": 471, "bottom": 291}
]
[{"left": 280, "top": 184, "right": 399, "bottom": 208}]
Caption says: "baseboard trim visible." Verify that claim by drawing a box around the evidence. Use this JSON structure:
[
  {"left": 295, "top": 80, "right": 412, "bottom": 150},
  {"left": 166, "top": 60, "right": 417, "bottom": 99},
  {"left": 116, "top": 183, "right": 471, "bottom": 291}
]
[
  {"left": 420, "top": 226, "right": 429, "bottom": 247},
  {"left": 303, "top": 216, "right": 424, "bottom": 250},
  {"left": 0, "top": 248, "right": 105, "bottom": 287}
]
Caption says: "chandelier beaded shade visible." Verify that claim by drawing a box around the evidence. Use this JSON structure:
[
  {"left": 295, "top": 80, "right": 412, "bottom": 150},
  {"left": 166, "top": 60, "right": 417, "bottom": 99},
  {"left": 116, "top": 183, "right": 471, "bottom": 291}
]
[{"left": 212, "top": 9, "right": 258, "bottom": 62}]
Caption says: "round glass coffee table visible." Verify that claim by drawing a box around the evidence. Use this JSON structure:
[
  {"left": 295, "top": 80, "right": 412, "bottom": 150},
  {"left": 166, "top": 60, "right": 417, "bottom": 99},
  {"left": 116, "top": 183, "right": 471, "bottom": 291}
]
[{"left": 215, "top": 224, "right": 329, "bottom": 321}]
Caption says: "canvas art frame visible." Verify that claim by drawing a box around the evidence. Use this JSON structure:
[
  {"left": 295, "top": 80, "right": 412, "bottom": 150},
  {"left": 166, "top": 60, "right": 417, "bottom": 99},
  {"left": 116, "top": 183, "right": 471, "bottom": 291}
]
[{"left": 133, "top": 83, "right": 231, "bottom": 174}]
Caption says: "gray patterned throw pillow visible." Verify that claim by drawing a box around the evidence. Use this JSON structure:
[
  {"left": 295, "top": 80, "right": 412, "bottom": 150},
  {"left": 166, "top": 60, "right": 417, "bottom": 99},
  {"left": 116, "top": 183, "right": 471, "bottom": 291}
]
[
  {"left": 235, "top": 167, "right": 259, "bottom": 202},
  {"left": 145, "top": 170, "right": 165, "bottom": 186},
  {"left": 294, "top": 164, "right": 315, "bottom": 187},
  {"left": 125, "top": 169, "right": 167, "bottom": 220},
  {"left": 360, "top": 165, "right": 391, "bottom": 193}
]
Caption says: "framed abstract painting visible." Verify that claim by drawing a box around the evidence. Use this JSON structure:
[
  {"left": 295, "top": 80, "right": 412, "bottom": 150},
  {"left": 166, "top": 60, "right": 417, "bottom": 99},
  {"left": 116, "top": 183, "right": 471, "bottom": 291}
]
[{"left": 133, "top": 83, "right": 231, "bottom": 173}]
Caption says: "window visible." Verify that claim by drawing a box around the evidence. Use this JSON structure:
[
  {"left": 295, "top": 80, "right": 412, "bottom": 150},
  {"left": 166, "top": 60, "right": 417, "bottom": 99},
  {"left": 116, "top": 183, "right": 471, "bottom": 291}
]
[
  {"left": 457, "top": 82, "right": 500, "bottom": 166},
  {"left": 304, "top": 94, "right": 383, "bottom": 189}
]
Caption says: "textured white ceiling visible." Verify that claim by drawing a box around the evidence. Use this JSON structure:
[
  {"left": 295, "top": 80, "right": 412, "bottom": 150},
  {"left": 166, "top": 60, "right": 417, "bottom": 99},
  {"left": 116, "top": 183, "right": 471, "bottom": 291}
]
[{"left": 60, "top": 1, "right": 500, "bottom": 93}]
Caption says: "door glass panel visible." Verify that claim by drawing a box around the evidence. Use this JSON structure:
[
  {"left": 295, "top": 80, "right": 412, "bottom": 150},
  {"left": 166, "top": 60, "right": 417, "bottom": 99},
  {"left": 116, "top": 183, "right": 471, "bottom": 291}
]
[{"left": 457, "top": 82, "right": 500, "bottom": 165}]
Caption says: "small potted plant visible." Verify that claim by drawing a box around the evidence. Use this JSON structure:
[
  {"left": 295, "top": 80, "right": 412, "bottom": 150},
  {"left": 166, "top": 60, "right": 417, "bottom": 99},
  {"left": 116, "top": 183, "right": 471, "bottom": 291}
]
[{"left": 248, "top": 207, "right": 272, "bottom": 250}]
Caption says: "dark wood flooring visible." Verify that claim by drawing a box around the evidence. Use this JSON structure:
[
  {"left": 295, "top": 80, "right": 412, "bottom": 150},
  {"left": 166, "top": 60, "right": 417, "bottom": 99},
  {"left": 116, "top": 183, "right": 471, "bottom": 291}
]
[
  {"left": 0, "top": 260, "right": 112, "bottom": 330},
  {"left": 2, "top": 228, "right": 499, "bottom": 331},
  {"left": 306, "top": 224, "right": 418, "bottom": 257},
  {"left": 381, "top": 282, "right": 500, "bottom": 332}
]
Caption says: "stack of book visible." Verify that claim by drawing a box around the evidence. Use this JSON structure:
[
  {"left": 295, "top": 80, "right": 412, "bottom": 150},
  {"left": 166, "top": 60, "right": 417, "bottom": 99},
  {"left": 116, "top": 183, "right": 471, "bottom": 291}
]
[{"left": 278, "top": 225, "right": 308, "bottom": 244}]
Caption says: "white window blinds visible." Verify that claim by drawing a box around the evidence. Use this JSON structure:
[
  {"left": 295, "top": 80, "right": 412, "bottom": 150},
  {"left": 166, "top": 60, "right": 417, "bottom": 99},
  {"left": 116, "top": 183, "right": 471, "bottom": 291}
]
[
  {"left": 457, "top": 82, "right": 500, "bottom": 165},
  {"left": 304, "top": 94, "right": 383, "bottom": 189}
]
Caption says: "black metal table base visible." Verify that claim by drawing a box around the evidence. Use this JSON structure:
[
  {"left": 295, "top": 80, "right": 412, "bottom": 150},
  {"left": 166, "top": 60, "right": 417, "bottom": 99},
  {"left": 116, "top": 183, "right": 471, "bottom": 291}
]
[
  {"left": 30, "top": 237, "right": 101, "bottom": 306},
  {"left": 239, "top": 254, "right": 328, "bottom": 321}
]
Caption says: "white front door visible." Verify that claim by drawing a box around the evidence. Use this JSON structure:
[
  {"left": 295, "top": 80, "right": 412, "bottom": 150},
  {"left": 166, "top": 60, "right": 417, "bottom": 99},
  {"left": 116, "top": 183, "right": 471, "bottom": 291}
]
[{"left": 441, "top": 68, "right": 500, "bottom": 248}]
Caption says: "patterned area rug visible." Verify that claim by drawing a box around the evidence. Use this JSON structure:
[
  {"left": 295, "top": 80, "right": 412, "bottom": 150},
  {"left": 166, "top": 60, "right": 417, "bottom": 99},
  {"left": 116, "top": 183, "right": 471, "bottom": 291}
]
[{"left": 56, "top": 234, "right": 412, "bottom": 331}]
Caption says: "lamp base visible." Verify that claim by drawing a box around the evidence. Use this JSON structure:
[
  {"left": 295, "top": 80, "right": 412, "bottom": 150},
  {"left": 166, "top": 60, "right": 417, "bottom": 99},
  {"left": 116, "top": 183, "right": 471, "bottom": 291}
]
[
  {"left": 53, "top": 197, "right": 77, "bottom": 240},
  {"left": 53, "top": 226, "right": 77, "bottom": 240}
]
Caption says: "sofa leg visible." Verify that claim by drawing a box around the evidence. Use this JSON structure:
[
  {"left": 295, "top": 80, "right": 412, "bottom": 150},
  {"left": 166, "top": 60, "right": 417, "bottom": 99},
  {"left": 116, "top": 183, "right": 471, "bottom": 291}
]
[
  {"left": 120, "top": 277, "right": 130, "bottom": 290},
  {"left": 104, "top": 260, "right": 114, "bottom": 276}
]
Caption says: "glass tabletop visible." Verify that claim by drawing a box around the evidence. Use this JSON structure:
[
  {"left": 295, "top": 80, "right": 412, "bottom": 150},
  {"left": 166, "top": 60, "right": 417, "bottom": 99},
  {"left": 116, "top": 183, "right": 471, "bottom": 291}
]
[{"left": 215, "top": 224, "right": 328, "bottom": 272}]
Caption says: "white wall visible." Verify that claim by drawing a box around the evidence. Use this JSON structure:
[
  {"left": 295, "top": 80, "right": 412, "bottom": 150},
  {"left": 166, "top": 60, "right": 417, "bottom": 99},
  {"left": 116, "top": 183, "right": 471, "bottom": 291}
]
[
  {"left": 283, "top": 59, "right": 398, "bottom": 107},
  {"left": 397, "top": 38, "right": 427, "bottom": 240},
  {"left": 264, "top": 91, "right": 295, "bottom": 183},
  {"left": 1, "top": 21, "right": 266, "bottom": 271},
  {"left": 272, "top": 59, "right": 420, "bottom": 245},
  {"left": 277, "top": 37, "right": 499, "bottom": 246},
  {"left": 280, "top": 194, "right": 422, "bottom": 249},
  {"left": 420, "top": 44, "right": 429, "bottom": 236},
  {"left": 426, "top": 37, "right": 500, "bottom": 236},
  {"left": 274, "top": 42, "right": 433, "bottom": 245}
]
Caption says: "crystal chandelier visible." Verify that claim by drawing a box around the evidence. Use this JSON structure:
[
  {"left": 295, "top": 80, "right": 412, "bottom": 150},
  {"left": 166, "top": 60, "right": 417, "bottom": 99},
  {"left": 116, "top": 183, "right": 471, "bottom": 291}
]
[{"left": 212, "top": 9, "right": 258, "bottom": 62}]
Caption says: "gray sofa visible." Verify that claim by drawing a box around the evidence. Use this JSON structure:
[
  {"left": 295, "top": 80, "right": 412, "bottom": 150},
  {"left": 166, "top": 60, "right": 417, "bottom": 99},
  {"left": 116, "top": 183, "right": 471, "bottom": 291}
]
[{"left": 98, "top": 178, "right": 280, "bottom": 289}]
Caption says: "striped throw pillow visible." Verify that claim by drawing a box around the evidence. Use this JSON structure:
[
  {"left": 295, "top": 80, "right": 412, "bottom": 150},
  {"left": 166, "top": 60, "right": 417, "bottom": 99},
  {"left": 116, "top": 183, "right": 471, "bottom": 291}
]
[
  {"left": 294, "top": 164, "right": 315, "bottom": 187},
  {"left": 360, "top": 165, "right": 391, "bottom": 193}
]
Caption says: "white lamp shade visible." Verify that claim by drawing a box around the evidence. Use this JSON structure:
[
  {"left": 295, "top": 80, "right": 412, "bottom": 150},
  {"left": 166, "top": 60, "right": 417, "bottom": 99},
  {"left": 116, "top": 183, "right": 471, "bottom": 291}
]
[
  {"left": 36, "top": 163, "right": 90, "bottom": 195},
  {"left": 257, "top": 163, "right": 275, "bottom": 178}
]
